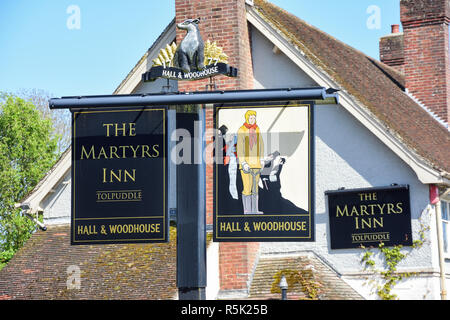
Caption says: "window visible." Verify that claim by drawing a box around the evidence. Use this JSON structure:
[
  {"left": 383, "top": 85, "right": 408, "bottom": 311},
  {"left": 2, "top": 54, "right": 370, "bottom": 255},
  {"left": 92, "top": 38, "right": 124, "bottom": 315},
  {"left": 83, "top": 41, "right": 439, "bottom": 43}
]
[{"left": 442, "top": 200, "right": 449, "bottom": 255}]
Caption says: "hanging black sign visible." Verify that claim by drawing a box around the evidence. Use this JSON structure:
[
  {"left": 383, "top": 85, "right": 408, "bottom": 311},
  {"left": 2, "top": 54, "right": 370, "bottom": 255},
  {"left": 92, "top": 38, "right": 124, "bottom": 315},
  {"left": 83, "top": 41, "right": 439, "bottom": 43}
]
[
  {"left": 326, "top": 185, "right": 413, "bottom": 249},
  {"left": 71, "top": 107, "right": 168, "bottom": 245},
  {"left": 213, "top": 101, "right": 315, "bottom": 242}
]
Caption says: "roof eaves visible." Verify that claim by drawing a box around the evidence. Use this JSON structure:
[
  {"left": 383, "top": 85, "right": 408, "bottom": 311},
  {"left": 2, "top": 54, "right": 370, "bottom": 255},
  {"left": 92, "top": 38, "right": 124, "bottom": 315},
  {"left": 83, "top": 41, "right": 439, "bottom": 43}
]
[{"left": 18, "top": 146, "right": 71, "bottom": 212}]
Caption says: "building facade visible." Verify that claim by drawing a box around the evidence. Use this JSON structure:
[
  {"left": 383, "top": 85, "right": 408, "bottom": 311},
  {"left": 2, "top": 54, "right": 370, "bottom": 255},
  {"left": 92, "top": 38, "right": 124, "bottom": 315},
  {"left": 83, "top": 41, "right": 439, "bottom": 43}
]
[{"left": 1, "top": 0, "right": 450, "bottom": 300}]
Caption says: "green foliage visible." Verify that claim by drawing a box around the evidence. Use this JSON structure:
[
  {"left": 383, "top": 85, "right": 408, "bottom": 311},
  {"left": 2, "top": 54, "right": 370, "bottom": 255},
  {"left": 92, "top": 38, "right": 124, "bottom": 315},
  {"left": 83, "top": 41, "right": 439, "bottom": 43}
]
[
  {"left": 0, "top": 93, "right": 59, "bottom": 268},
  {"left": 271, "top": 268, "right": 323, "bottom": 300},
  {"left": 0, "top": 248, "right": 14, "bottom": 270},
  {"left": 360, "top": 228, "right": 426, "bottom": 300}
]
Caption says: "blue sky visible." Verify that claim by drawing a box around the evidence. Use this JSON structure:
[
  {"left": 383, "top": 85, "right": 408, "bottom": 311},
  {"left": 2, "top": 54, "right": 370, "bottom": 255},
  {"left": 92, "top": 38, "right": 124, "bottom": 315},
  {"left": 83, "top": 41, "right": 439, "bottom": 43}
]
[{"left": 0, "top": 1, "right": 400, "bottom": 98}]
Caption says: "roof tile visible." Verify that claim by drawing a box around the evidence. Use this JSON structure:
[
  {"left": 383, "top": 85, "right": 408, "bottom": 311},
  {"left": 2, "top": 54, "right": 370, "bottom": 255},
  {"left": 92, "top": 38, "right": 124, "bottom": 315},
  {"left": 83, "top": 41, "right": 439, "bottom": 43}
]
[
  {"left": 249, "top": 255, "right": 363, "bottom": 300},
  {"left": 0, "top": 225, "right": 177, "bottom": 300}
]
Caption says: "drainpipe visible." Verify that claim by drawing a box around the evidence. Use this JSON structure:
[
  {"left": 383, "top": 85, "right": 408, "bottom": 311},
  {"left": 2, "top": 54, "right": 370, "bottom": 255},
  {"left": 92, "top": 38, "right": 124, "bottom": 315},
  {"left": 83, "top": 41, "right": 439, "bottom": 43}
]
[{"left": 431, "top": 185, "right": 447, "bottom": 300}]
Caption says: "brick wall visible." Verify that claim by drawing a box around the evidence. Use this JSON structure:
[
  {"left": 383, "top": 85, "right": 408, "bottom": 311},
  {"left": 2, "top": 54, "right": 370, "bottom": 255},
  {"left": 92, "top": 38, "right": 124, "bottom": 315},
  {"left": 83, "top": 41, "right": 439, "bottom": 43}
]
[
  {"left": 400, "top": 0, "right": 450, "bottom": 123},
  {"left": 175, "top": 0, "right": 258, "bottom": 292},
  {"left": 175, "top": 0, "right": 254, "bottom": 92},
  {"left": 379, "top": 25, "right": 405, "bottom": 74}
]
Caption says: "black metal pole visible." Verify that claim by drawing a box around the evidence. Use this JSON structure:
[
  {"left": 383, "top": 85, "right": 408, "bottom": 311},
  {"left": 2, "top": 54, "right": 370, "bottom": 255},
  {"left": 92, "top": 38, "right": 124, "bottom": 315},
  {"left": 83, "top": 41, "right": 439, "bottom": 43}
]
[
  {"left": 279, "top": 275, "right": 288, "bottom": 300},
  {"left": 176, "top": 105, "right": 206, "bottom": 300},
  {"left": 48, "top": 87, "right": 337, "bottom": 109},
  {"left": 281, "top": 288, "right": 287, "bottom": 300}
]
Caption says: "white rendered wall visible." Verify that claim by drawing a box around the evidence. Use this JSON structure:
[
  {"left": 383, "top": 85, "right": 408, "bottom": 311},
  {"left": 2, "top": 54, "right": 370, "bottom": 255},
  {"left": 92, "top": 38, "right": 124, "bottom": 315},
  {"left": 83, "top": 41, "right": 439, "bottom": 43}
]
[
  {"left": 40, "top": 169, "right": 71, "bottom": 225},
  {"left": 251, "top": 26, "right": 317, "bottom": 89},
  {"left": 132, "top": 78, "right": 178, "bottom": 94},
  {"left": 251, "top": 26, "right": 440, "bottom": 299}
]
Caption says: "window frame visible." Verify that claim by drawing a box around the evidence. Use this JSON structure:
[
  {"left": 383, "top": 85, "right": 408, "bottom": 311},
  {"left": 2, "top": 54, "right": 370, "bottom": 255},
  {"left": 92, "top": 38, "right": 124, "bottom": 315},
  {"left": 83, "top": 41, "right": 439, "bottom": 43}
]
[{"left": 441, "top": 199, "right": 450, "bottom": 258}]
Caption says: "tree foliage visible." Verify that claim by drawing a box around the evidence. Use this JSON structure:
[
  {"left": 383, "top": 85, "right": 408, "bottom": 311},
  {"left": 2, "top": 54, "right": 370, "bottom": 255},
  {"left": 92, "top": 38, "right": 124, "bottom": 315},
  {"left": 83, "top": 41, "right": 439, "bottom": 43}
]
[
  {"left": 17, "top": 88, "right": 71, "bottom": 153},
  {"left": 0, "top": 93, "right": 60, "bottom": 268}
]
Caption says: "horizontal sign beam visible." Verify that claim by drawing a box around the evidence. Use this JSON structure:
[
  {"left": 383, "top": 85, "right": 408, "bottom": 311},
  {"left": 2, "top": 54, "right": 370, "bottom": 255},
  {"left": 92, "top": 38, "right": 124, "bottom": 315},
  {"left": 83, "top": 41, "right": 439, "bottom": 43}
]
[{"left": 49, "top": 87, "right": 339, "bottom": 109}]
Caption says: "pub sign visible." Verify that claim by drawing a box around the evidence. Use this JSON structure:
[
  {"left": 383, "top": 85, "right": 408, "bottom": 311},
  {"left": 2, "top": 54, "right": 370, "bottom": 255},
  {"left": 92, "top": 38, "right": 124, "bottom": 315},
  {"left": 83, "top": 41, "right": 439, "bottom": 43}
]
[
  {"left": 326, "top": 185, "right": 413, "bottom": 249},
  {"left": 71, "top": 107, "right": 168, "bottom": 244},
  {"left": 213, "top": 101, "right": 314, "bottom": 242}
]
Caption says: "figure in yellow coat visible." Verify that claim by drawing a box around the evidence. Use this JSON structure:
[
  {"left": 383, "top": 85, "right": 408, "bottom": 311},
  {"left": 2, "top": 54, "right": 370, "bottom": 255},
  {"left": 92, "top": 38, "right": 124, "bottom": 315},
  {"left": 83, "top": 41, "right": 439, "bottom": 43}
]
[{"left": 236, "top": 110, "right": 265, "bottom": 214}]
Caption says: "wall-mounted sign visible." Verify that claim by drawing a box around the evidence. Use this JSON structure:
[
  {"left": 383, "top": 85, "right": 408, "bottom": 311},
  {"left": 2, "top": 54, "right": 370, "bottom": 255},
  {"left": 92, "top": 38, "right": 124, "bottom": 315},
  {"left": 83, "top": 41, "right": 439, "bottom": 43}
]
[
  {"left": 213, "top": 101, "right": 314, "bottom": 242},
  {"left": 326, "top": 185, "right": 412, "bottom": 249},
  {"left": 142, "top": 18, "right": 237, "bottom": 82},
  {"left": 71, "top": 107, "right": 168, "bottom": 245}
]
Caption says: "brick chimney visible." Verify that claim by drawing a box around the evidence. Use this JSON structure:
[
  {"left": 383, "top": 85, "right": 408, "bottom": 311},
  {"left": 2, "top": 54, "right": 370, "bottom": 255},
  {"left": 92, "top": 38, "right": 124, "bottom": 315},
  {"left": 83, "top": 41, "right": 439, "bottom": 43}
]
[
  {"left": 175, "top": 0, "right": 258, "bottom": 295},
  {"left": 175, "top": 0, "right": 254, "bottom": 92},
  {"left": 380, "top": 24, "right": 405, "bottom": 74},
  {"left": 400, "top": 0, "right": 450, "bottom": 123}
]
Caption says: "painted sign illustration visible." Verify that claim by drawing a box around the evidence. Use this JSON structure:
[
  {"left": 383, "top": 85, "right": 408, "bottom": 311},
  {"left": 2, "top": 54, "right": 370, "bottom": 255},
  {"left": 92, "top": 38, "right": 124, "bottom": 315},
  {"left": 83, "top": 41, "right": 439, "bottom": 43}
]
[
  {"left": 213, "top": 101, "right": 314, "bottom": 242},
  {"left": 326, "top": 185, "right": 413, "bottom": 249},
  {"left": 71, "top": 107, "right": 168, "bottom": 245}
]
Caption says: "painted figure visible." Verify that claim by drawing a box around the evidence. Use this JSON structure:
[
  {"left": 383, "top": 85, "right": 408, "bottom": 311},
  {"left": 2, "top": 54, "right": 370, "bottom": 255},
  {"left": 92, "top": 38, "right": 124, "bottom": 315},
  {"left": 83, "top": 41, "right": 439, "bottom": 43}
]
[{"left": 236, "top": 110, "right": 265, "bottom": 214}]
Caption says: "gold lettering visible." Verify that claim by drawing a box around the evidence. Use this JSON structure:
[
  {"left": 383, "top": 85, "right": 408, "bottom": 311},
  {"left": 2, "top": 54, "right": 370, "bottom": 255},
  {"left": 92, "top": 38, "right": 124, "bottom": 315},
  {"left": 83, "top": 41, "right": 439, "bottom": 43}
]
[
  {"left": 130, "top": 145, "right": 140, "bottom": 158},
  {"left": 142, "top": 145, "right": 151, "bottom": 158},
  {"left": 97, "top": 146, "right": 108, "bottom": 159},
  {"left": 358, "top": 192, "right": 377, "bottom": 201},
  {"left": 373, "top": 217, "right": 384, "bottom": 228},
  {"left": 355, "top": 217, "right": 384, "bottom": 230},
  {"left": 336, "top": 205, "right": 348, "bottom": 217},
  {"left": 77, "top": 225, "right": 97, "bottom": 235},
  {"left": 119, "top": 145, "right": 129, "bottom": 158},
  {"left": 115, "top": 123, "right": 127, "bottom": 136},
  {"left": 360, "top": 205, "right": 369, "bottom": 215},
  {"left": 109, "top": 146, "right": 120, "bottom": 159},
  {"left": 396, "top": 202, "right": 403, "bottom": 214},
  {"left": 108, "top": 223, "right": 160, "bottom": 234},
  {"left": 124, "top": 169, "right": 136, "bottom": 182},
  {"left": 220, "top": 222, "right": 241, "bottom": 232},
  {"left": 110, "top": 169, "right": 121, "bottom": 183},
  {"left": 377, "top": 203, "right": 386, "bottom": 214},
  {"left": 298, "top": 221, "right": 306, "bottom": 231},
  {"left": 79, "top": 144, "right": 161, "bottom": 159},
  {"left": 361, "top": 218, "right": 372, "bottom": 229},
  {"left": 368, "top": 204, "right": 377, "bottom": 215},
  {"left": 153, "top": 144, "right": 160, "bottom": 157},
  {"left": 103, "top": 123, "right": 113, "bottom": 137},
  {"left": 387, "top": 203, "right": 395, "bottom": 214},
  {"left": 81, "top": 145, "right": 95, "bottom": 159},
  {"left": 129, "top": 123, "right": 136, "bottom": 136},
  {"left": 101, "top": 168, "right": 136, "bottom": 183}
]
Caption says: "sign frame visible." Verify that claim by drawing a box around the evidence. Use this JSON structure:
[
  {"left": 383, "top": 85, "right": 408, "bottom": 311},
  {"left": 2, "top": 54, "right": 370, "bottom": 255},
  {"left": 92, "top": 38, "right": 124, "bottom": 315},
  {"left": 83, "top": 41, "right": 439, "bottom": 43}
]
[
  {"left": 71, "top": 106, "right": 169, "bottom": 245},
  {"left": 213, "top": 101, "right": 315, "bottom": 242}
]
